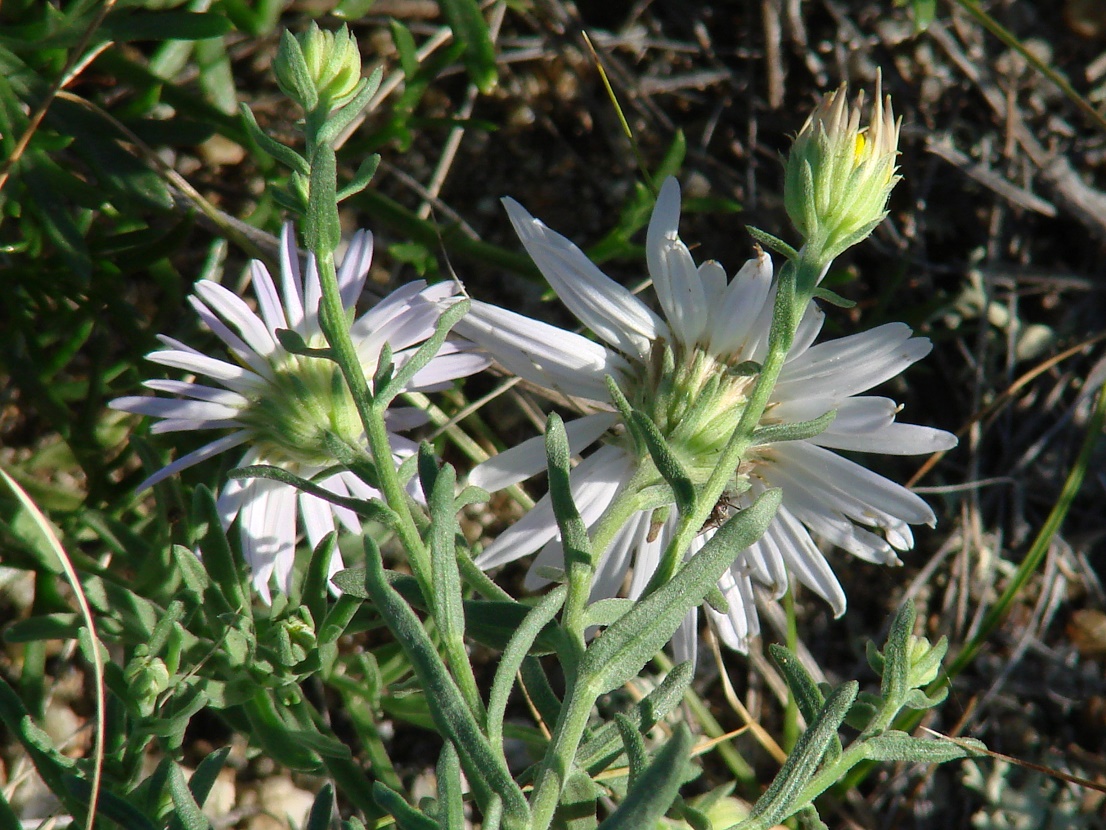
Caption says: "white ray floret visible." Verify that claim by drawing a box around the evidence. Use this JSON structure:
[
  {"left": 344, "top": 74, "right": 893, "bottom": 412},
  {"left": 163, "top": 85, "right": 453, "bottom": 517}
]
[
  {"left": 458, "top": 176, "right": 955, "bottom": 657},
  {"left": 112, "top": 224, "right": 488, "bottom": 602}
]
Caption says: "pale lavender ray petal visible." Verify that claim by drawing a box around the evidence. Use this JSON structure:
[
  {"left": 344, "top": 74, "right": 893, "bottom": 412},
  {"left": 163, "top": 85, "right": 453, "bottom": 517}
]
[
  {"left": 147, "top": 349, "right": 266, "bottom": 392},
  {"left": 150, "top": 418, "right": 241, "bottom": 434},
  {"left": 776, "top": 323, "right": 927, "bottom": 399},
  {"left": 337, "top": 229, "right": 374, "bottom": 309},
  {"left": 249, "top": 259, "right": 288, "bottom": 334},
  {"left": 778, "top": 441, "right": 937, "bottom": 526},
  {"left": 302, "top": 254, "right": 322, "bottom": 335},
  {"left": 477, "top": 445, "right": 632, "bottom": 568},
  {"left": 469, "top": 412, "right": 616, "bottom": 492},
  {"left": 405, "top": 352, "right": 492, "bottom": 392},
  {"left": 709, "top": 251, "right": 774, "bottom": 358},
  {"left": 504, "top": 197, "right": 664, "bottom": 358},
  {"left": 194, "top": 280, "right": 277, "bottom": 358},
  {"left": 770, "top": 504, "right": 846, "bottom": 615},
  {"left": 279, "top": 223, "right": 305, "bottom": 330},
  {"left": 646, "top": 177, "right": 708, "bottom": 347},
  {"left": 455, "top": 301, "right": 623, "bottom": 401},
  {"left": 187, "top": 294, "right": 270, "bottom": 377},
  {"left": 140, "top": 379, "right": 247, "bottom": 406},
  {"left": 698, "top": 260, "right": 728, "bottom": 307},
  {"left": 113, "top": 397, "right": 241, "bottom": 422},
  {"left": 134, "top": 432, "right": 252, "bottom": 491},
  {"left": 671, "top": 608, "right": 698, "bottom": 668}
]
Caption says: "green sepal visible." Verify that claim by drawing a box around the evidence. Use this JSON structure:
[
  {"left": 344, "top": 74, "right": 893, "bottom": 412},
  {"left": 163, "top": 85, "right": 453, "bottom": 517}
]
[
  {"left": 276, "top": 29, "right": 319, "bottom": 111},
  {"left": 316, "top": 66, "right": 382, "bottom": 146},
  {"left": 630, "top": 410, "right": 695, "bottom": 515}
]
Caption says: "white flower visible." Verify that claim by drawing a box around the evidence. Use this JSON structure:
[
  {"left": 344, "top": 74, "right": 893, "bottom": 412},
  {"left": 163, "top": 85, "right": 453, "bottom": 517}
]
[
  {"left": 457, "top": 177, "right": 955, "bottom": 658},
  {"left": 112, "top": 224, "right": 488, "bottom": 602}
]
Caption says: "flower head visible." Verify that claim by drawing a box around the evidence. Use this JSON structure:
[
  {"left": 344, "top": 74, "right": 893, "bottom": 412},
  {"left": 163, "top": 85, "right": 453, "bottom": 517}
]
[
  {"left": 112, "top": 224, "right": 487, "bottom": 601},
  {"left": 784, "top": 75, "right": 901, "bottom": 262},
  {"left": 458, "top": 178, "right": 954, "bottom": 659},
  {"left": 274, "top": 22, "right": 364, "bottom": 114}
]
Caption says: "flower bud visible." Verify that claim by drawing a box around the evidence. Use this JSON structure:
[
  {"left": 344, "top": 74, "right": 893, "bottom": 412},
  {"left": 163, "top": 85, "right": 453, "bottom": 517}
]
[
  {"left": 784, "top": 73, "right": 901, "bottom": 262},
  {"left": 274, "top": 23, "right": 364, "bottom": 114},
  {"left": 124, "top": 655, "right": 171, "bottom": 716}
]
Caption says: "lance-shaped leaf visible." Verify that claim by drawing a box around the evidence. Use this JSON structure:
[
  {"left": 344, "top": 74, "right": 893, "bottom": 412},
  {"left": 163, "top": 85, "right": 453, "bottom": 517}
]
[
  {"left": 579, "top": 489, "right": 781, "bottom": 695},
  {"left": 192, "top": 485, "right": 248, "bottom": 612},
  {"left": 439, "top": 0, "right": 498, "bottom": 93},
  {"left": 437, "top": 741, "right": 465, "bottom": 828},
  {"left": 545, "top": 413, "right": 594, "bottom": 572},
  {"left": 375, "top": 299, "right": 470, "bottom": 406},
  {"left": 167, "top": 762, "right": 211, "bottom": 830},
  {"left": 372, "top": 783, "right": 438, "bottom": 830},
  {"left": 595, "top": 724, "right": 694, "bottom": 830},
  {"left": 745, "top": 681, "right": 858, "bottom": 827},
  {"left": 488, "top": 586, "right": 567, "bottom": 751},
  {"left": 770, "top": 644, "right": 841, "bottom": 764},
  {"left": 333, "top": 567, "right": 567, "bottom": 655},
  {"left": 860, "top": 731, "right": 985, "bottom": 764},
  {"left": 576, "top": 660, "right": 694, "bottom": 774},
  {"left": 751, "top": 410, "right": 836, "bottom": 446},
  {"left": 361, "top": 538, "right": 530, "bottom": 827}
]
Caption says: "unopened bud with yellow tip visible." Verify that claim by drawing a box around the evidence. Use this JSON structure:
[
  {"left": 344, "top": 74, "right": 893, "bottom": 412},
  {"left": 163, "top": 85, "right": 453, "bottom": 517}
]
[
  {"left": 274, "top": 22, "right": 364, "bottom": 115},
  {"left": 784, "top": 73, "right": 901, "bottom": 263}
]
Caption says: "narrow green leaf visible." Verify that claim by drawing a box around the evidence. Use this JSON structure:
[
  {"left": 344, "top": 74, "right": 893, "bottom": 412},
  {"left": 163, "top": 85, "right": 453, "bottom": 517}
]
[
  {"left": 488, "top": 586, "right": 567, "bottom": 750},
  {"left": 861, "top": 731, "right": 984, "bottom": 764},
  {"left": 746, "top": 681, "right": 858, "bottom": 827},
  {"left": 361, "top": 538, "right": 530, "bottom": 826},
  {"left": 595, "top": 724, "right": 693, "bottom": 830},
  {"left": 167, "top": 763, "right": 211, "bottom": 830},
  {"left": 439, "top": 0, "right": 498, "bottom": 93},
  {"left": 769, "top": 644, "right": 841, "bottom": 763},
  {"left": 437, "top": 742, "right": 465, "bottom": 829},
  {"left": 557, "top": 769, "right": 601, "bottom": 830},
  {"left": 752, "top": 410, "right": 836, "bottom": 446},
  {"left": 304, "top": 783, "right": 336, "bottom": 830},
  {"left": 579, "top": 489, "right": 781, "bottom": 695},
  {"left": 173, "top": 545, "right": 210, "bottom": 596},
  {"left": 545, "top": 413, "right": 594, "bottom": 570},
  {"left": 187, "top": 747, "right": 231, "bottom": 810},
  {"left": 239, "top": 104, "right": 310, "bottom": 175},
  {"left": 576, "top": 660, "right": 694, "bottom": 774},
  {"left": 614, "top": 713, "right": 648, "bottom": 791},
  {"left": 192, "top": 485, "right": 247, "bottom": 611},
  {"left": 376, "top": 299, "right": 470, "bottom": 405},
  {"left": 316, "top": 73, "right": 378, "bottom": 146},
  {"left": 880, "top": 602, "right": 916, "bottom": 711},
  {"left": 745, "top": 225, "right": 799, "bottom": 261},
  {"left": 372, "top": 783, "right": 438, "bottom": 830}
]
